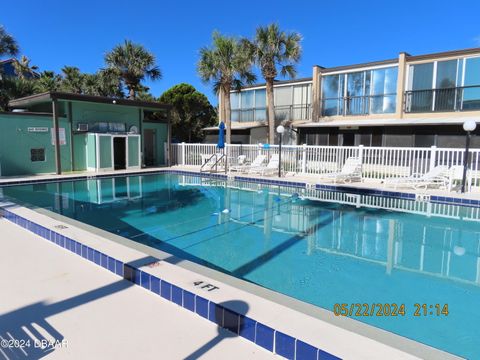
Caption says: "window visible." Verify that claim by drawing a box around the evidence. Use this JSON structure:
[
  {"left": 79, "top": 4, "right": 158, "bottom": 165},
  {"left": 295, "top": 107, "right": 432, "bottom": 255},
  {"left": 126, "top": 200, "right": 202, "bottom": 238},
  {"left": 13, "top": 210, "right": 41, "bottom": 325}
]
[
  {"left": 31, "top": 148, "right": 45, "bottom": 162},
  {"left": 321, "top": 67, "right": 397, "bottom": 116},
  {"left": 463, "top": 57, "right": 480, "bottom": 110},
  {"left": 407, "top": 56, "right": 480, "bottom": 112},
  {"left": 321, "top": 74, "right": 345, "bottom": 116},
  {"left": 230, "top": 89, "right": 266, "bottom": 122}
]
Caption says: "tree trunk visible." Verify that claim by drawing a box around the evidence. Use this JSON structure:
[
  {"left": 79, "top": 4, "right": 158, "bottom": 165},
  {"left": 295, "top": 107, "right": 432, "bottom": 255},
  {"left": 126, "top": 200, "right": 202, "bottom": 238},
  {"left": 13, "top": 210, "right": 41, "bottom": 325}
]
[
  {"left": 266, "top": 78, "right": 275, "bottom": 144},
  {"left": 224, "top": 87, "right": 232, "bottom": 144},
  {"left": 129, "top": 87, "right": 135, "bottom": 99}
]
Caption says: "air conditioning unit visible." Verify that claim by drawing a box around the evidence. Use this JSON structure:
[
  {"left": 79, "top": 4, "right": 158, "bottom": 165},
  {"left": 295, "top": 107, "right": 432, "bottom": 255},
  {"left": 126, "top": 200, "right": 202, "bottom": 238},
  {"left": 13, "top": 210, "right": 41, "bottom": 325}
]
[{"left": 77, "top": 123, "right": 88, "bottom": 132}]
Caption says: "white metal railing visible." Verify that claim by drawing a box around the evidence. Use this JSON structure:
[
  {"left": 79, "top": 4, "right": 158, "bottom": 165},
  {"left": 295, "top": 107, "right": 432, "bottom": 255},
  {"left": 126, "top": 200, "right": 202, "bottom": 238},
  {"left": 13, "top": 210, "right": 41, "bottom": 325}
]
[{"left": 169, "top": 143, "right": 480, "bottom": 191}]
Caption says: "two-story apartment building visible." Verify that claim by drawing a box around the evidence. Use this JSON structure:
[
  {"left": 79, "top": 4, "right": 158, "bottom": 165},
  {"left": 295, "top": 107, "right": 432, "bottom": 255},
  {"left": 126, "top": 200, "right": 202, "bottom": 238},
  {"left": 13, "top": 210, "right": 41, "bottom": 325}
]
[{"left": 205, "top": 47, "right": 480, "bottom": 147}]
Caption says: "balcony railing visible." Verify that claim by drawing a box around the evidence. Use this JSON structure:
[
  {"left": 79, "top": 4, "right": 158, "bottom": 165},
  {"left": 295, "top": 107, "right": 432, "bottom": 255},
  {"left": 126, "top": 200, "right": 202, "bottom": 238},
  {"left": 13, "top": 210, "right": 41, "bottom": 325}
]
[
  {"left": 274, "top": 104, "right": 312, "bottom": 121},
  {"left": 321, "top": 94, "right": 396, "bottom": 116},
  {"left": 231, "top": 104, "right": 311, "bottom": 122},
  {"left": 405, "top": 86, "right": 480, "bottom": 113}
]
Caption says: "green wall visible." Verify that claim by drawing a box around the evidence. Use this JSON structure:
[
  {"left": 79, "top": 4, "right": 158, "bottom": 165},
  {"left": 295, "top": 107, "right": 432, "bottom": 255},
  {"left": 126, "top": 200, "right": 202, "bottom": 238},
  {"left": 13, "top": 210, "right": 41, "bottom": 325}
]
[
  {"left": 73, "top": 134, "right": 87, "bottom": 171},
  {"left": 0, "top": 113, "right": 72, "bottom": 176},
  {"left": 70, "top": 101, "right": 140, "bottom": 131},
  {"left": 143, "top": 122, "right": 168, "bottom": 165}
]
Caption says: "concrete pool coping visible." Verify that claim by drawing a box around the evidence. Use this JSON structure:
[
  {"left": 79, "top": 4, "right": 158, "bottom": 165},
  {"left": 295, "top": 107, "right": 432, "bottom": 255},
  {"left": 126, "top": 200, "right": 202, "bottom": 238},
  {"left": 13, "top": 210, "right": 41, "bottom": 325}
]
[{"left": 0, "top": 193, "right": 463, "bottom": 359}]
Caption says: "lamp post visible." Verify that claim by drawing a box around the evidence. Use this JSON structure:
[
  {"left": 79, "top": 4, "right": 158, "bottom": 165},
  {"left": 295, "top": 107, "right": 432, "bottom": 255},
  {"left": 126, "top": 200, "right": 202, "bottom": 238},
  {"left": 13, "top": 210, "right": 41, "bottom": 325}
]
[
  {"left": 276, "top": 125, "right": 285, "bottom": 177},
  {"left": 461, "top": 119, "right": 477, "bottom": 193}
]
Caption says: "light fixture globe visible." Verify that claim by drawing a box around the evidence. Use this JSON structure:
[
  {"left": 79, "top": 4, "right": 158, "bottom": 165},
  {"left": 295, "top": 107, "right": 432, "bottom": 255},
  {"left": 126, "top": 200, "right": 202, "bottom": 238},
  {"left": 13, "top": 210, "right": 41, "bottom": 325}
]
[
  {"left": 463, "top": 119, "right": 477, "bottom": 132},
  {"left": 276, "top": 125, "right": 285, "bottom": 134}
]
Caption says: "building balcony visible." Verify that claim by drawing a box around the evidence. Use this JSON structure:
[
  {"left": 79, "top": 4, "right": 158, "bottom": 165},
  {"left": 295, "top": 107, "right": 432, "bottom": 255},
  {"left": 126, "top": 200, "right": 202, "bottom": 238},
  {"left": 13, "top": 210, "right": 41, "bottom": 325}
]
[
  {"left": 405, "top": 86, "right": 480, "bottom": 113},
  {"left": 231, "top": 104, "right": 311, "bottom": 123},
  {"left": 321, "top": 94, "right": 396, "bottom": 117}
]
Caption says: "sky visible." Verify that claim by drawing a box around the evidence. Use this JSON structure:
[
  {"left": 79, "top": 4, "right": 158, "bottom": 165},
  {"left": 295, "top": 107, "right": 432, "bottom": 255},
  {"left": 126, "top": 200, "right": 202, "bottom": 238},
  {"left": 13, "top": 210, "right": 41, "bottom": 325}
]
[{"left": 2, "top": 0, "right": 480, "bottom": 105}]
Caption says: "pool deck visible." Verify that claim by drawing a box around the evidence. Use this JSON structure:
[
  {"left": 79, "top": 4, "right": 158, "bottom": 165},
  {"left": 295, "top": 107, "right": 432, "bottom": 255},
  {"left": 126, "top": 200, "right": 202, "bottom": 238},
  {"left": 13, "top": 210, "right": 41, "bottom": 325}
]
[{"left": 0, "top": 218, "right": 275, "bottom": 360}]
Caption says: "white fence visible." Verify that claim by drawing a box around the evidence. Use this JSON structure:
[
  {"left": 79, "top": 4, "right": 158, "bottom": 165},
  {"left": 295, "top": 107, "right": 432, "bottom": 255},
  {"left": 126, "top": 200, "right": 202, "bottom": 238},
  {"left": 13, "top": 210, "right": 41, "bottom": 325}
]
[{"left": 169, "top": 143, "right": 480, "bottom": 191}]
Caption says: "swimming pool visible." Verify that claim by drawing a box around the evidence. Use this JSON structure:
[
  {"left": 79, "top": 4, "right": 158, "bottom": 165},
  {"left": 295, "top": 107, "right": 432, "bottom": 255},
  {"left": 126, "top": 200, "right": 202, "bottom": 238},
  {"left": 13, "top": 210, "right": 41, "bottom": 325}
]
[{"left": 3, "top": 173, "right": 479, "bottom": 359}]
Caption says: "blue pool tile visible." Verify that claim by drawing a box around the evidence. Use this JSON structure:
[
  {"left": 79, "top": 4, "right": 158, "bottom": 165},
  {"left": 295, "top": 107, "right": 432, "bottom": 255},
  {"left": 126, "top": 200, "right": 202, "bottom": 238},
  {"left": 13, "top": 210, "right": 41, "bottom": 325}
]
[
  {"left": 223, "top": 308, "right": 239, "bottom": 334},
  {"left": 183, "top": 290, "right": 195, "bottom": 312},
  {"left": 150, "top": 276, "right": 161, "bottom": 295},
  {"left": 115, "top": 260, "right": 123, "bottom": 276},
  {"left": 161, "top": 280, "right": 172, "bottom": 300},
  {"left": 171, "top": 285, "right": 182, "bottom": 306},
  {"left": 81, "top": 245, "right": 88, "bottom": 258},
  {"left": 208, "top": 302, "right": 222, "bottom": 326},
  {"left": 295, "top": 340, "right": 318, "bottom": 360},
  {"left": 317, "top": 349, "right": 341, "bottom": 360},
  {"left": 87, "top": 247, "right": 94, "bottom": 262},
  {"left": 239, "top": 315, "right": 256, "bottom": 342},
  {"left": 59, "top": 236, "right": 65, "bottom": 248},
  {"left": 195, "top": 296, "right": 209, "bottom": 319},
  {"left": 141, "top": 271, "right": 151, "bottom": 290},
  {"left": 75, "top": 242, "right": 82, "bottom": 255},
  {"left": 134, "top": 269, "right": 141, "bottom": 285},
  {"left": 275, "top": 332, "right": 295, "bottom": 359},
  {"left": 255, "top": 323, "right": 274, "bottom": 352},
  {"left": 101, "top": 253, "right": 108, "bottom": 269},
  {"left": 124, "top": 265, "right": 134, "bottom": 282},
  {"left": 108, "top": 257, "right": 115, "bottom": 273},
  {"left": 94, "top": 250, "right": 101, "bottom": 265}
]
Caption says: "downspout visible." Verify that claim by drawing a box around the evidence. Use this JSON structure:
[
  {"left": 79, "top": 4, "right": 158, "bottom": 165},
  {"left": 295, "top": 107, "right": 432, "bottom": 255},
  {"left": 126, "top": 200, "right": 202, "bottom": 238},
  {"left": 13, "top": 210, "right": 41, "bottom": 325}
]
[
  {"left": 167, "top": 108, "right": 172, "bottom": 167},
  {"left": 52, "top": 98, "right": 62, "bottom": 175},
  {"left": 68, "top": 101, "right": 74, "bottom": 171},
  {"left": 138, "top": 108, "right": 144, "bottom": 167}
]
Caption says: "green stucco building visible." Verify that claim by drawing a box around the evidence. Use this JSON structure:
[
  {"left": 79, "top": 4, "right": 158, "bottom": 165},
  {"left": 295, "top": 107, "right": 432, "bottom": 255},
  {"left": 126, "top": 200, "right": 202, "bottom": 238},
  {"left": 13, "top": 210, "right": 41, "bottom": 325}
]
[{"left": 0, "top": 92, "right": 171, "bottom": 177}]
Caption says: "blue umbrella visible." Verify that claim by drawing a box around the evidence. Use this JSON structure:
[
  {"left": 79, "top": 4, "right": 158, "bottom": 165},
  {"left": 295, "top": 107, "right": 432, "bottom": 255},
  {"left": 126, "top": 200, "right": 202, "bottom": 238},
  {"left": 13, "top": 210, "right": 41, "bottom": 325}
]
[{"left": 217, "top": 121, "right": 225, "bottom": 149}]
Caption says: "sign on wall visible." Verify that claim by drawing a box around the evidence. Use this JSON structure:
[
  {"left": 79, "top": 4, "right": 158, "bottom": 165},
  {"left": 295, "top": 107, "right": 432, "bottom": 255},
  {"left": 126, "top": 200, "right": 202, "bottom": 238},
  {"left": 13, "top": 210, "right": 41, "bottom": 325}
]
[
  {"left": 27, "top": 127, "right": 49, "bottom": 133},
  {"left": 51, "top": 128, "right": 66, "bottom": 146}
]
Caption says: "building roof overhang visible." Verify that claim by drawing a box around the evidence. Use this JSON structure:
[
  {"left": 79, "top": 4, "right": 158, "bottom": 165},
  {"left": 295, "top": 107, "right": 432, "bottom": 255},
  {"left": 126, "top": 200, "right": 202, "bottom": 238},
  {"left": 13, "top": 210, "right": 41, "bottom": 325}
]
[
  {"left": 293, "top": 117, "right": 479, "bottom": 128},
  {"left": 8, "top": 92, "right": 172, "bottom": 111},
  {"left": 203, "top": 123, "right": 267, "bottom": 131}
]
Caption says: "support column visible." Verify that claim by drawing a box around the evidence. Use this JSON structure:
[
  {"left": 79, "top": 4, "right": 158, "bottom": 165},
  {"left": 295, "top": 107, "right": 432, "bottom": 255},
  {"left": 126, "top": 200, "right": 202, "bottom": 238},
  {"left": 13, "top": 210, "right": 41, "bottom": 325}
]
[
  {"left": 395, "top": 52, "right": 408, "bottom": 119},
  {"left": 311, "top": 66, "right": 323, "bottom": 122},
  {"left": 68, "top": 102, "right": 74, "bottom": 171},
  {"left": 52, "top": 99, "right": 62, "bottom": 175}
]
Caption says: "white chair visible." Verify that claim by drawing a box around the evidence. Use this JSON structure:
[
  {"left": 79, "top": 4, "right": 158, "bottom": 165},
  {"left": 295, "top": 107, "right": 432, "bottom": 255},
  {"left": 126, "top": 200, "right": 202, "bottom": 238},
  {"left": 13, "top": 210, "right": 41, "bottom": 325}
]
[
  {"left": 249, "top": 154, "right": 280, "bottom": 176},
  {"left": 318, "top": 157, "right": 362, "bottom": 183},
  {"left": 230, "top": 154, "right": 267, "bottom": 173},
  {"left": 384, "top": 165, "right": 450, "bottom": 190},
  {"left": 447, "top": 165, "right": 472, "bottom": 192}
]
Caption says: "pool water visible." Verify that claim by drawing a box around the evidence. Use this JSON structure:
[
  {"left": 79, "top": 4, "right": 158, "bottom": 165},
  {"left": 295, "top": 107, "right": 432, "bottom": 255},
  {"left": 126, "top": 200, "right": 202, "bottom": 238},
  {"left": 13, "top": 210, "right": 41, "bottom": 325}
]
[{"left": 3, "top": 173, "right": 480, "bottom": 359}]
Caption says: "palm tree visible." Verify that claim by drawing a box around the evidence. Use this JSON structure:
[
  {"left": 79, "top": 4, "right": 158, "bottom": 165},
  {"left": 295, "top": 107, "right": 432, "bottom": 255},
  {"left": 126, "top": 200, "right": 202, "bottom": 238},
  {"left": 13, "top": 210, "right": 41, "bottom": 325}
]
[
  {"left": 35, "top": 71, "right": 62, "bottom": 93},
  {"left": 0, "top": 26, "right": 18, "bottom": 57},
  {"left": 197, "top": 31, "right": 255, "bottom": 144},
  {"left": 104, "top": 40, "right": 161, "bottom": 99},
  {"left": 245, "top": 24, "right": 301, "bottom": 143},
  {"left": 0, "top": 77, "right": 35, "bottom": 110},
  {"left": 60, "top": 66, "right": 84, "bottom": 93},
  {"left": 12, "top": 55, "right": 38, "bottom": 79}
]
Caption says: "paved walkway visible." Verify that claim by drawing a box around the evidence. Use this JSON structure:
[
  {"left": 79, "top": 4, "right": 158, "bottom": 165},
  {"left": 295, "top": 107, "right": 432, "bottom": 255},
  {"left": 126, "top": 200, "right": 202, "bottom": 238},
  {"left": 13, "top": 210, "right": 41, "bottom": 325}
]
[{"left": 0, "top": 219, "right": 276, "bottom": 360}]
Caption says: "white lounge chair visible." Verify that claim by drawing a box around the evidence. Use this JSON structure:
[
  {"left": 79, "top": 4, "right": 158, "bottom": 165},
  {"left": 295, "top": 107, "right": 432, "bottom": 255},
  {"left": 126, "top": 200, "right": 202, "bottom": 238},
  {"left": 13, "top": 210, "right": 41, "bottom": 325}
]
[
  {"left": 248, "top": 154, "right": 280, "bottom": 176},
  {"left": 383, "top": 165, "right": 450, "bottom": 190},
  {"left": 230, "top": 154, "right": 267, "bottom": 173},
  {"left": 447, "top": 165, "right": 473, "bottom": 192},
  {"left": 318, "top": 157, "right": 362, "bottom": 183}
]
